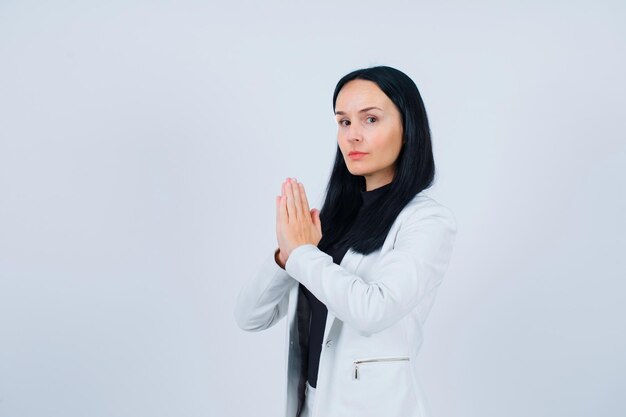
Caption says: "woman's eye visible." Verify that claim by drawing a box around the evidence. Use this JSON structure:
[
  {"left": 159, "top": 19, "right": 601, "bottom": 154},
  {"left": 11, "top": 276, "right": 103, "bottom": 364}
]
[{"left": 338, "top": 117, "right": 375, "bottom": 126}]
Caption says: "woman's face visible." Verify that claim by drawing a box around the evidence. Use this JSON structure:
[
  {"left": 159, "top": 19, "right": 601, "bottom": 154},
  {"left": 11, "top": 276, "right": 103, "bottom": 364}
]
[{"left": 334, "top": 79, "right": 404, "bottom": 191}]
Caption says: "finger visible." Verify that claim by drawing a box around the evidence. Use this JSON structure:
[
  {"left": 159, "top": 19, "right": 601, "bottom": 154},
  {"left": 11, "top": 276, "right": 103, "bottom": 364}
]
[
  {"left": 280, "top": 180, "right": 288, "bottom": 210},
  {"left": 315, "top": 210, "right": 322, "bottom": 233},
  {"left": 279, "top": 179, "right": 288, "bottom": 221},
  {"left": 298, "top": 182, "right": 310, "bottom": 215},
  {"left": 311, "top": 209, "right": 322, "bottom": 234},
  {"left": 285, "top": 178, "right": 298, "bottom": 222},
  {"left": 277, "top": 180, "right": 286, "bottom": 225},
  {"left": 290, "top": 179, "right": 304, "bottom": 220},
  {"left": 279, "top": 194, "right": 288, "bottom": 224}
]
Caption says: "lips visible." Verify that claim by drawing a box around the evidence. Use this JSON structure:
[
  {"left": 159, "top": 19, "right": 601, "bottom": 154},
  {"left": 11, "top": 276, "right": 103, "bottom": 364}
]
[{"left": 348, "top": 152, "right": 368, "bottom": 160}]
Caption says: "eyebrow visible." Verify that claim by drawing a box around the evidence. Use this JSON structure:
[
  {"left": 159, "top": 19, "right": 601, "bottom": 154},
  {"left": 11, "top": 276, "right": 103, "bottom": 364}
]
[{"left": 334, "top": 106, "right": 383, "bottom": 116}]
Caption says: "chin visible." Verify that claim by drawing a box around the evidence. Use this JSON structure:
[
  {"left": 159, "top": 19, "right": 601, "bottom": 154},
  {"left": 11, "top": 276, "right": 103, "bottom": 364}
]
[{"left": 345, "top": 166, "right": 368, "bottom": 176}]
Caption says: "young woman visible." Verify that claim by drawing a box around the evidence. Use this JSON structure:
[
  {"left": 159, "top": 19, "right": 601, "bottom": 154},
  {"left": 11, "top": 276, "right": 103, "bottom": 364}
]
[{"left": 234, "top": 65, "right": 457, "bottom": 417}]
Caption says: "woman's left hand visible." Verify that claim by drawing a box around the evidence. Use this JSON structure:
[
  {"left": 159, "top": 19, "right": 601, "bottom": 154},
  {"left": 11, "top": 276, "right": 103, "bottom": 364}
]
[{"left": 276, "top": 177, "right": 322, "bottom": 260}]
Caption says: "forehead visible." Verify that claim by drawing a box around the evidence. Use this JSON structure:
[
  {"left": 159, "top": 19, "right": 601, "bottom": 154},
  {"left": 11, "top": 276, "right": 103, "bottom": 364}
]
[{"left": 335, "top": 79, "right": 389, "bottom": 110}]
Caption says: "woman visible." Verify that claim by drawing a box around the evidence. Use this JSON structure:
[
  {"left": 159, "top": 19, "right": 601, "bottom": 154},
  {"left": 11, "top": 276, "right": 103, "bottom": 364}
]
[{"left": 234, "top": 65, "right": 457, "bottom": 417}]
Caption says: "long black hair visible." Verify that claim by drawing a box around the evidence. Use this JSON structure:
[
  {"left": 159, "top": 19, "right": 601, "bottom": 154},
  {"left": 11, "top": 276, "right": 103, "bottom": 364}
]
[{"left": 318, "top": 65, "right": 435, "bottom": 256}]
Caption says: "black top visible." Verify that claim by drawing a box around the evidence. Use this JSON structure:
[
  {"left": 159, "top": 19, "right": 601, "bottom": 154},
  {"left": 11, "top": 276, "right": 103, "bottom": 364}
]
[{"left": 299, "top": 181, "right": 392, "bottom": 388}]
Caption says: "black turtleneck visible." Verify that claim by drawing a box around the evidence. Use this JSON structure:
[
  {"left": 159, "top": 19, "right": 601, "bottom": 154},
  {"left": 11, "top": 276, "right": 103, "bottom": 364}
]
[{"left": 299, "top": 181, "right": 392, "bottom": 388}]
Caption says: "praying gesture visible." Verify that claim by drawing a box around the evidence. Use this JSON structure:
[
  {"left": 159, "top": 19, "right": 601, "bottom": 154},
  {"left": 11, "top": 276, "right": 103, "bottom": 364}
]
[{"left": 275, "top": 177, "right": 322, "bottom": 266}]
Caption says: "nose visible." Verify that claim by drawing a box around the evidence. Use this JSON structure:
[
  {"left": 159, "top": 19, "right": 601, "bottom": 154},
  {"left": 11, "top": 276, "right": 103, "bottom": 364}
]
[{"left": 346, "top": 124, "right": 363, "bottom": 143}]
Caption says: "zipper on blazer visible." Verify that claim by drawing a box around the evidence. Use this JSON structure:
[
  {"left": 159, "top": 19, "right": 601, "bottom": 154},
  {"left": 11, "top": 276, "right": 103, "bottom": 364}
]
[{"left": 353, "top": 356, "right": 410, "bottom": 380}]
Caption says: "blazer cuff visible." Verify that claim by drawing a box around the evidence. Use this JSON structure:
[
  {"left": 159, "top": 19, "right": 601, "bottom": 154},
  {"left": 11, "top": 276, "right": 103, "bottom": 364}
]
[
  {"left": 265, "top": 249, "right": 292, "bottom": 282},
  {"left": 284, "top": 244, "right": 327, "bottom": 285}
]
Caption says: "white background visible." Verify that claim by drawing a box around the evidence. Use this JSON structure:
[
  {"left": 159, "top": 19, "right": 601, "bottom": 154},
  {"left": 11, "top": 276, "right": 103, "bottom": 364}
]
[{"left": 1, "top": 1, "right": 624, "bottom": 416}]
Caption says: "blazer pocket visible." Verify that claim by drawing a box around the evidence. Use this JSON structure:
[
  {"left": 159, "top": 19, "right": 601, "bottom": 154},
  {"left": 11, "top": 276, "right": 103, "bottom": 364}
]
[{"left": 352, "top": 356, "right": 410, "bottom": 380}]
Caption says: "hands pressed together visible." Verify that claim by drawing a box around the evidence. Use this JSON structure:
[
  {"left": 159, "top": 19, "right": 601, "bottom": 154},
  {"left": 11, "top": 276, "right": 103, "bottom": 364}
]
[{"left": 275, "top": 177, "right": 322, "bottom": 268}]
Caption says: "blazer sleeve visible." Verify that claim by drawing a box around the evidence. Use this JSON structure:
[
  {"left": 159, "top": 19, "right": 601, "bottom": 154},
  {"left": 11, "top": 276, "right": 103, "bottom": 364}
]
[
  {"left": 284, "top": 202, "right": 457, "bottom": 336},
  {"left": 233, "top": 248, "right": 296, "bottom": 332}
]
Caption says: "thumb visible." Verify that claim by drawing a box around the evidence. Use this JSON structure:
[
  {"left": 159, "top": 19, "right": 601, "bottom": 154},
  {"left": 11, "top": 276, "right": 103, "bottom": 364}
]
[{"left": 311, "top": 208, "right": 321, "bottom": 231}]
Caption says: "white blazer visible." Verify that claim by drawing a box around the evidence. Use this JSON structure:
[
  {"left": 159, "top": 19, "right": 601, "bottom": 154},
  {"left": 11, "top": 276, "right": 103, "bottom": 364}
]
[{"left": 233, "top": 193, "right": 457, "bottom": 417}]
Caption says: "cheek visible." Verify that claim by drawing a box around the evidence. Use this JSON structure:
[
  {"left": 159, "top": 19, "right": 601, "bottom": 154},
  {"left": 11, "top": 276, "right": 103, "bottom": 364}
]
[
  {"left": 337, "top": 134, "right": 347, "bottom": 150},
  {"left": 372, "top": 130, "right": 398, "bottom": 152},
  {"left": 385, "top": 125, "right": 403, "bottom": 150},
  {"left": 337, "top": 128, "right": 347, "bottom": 142},
  {"left": 377, "top": 131, "right": 402, "bottom": 161}
]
